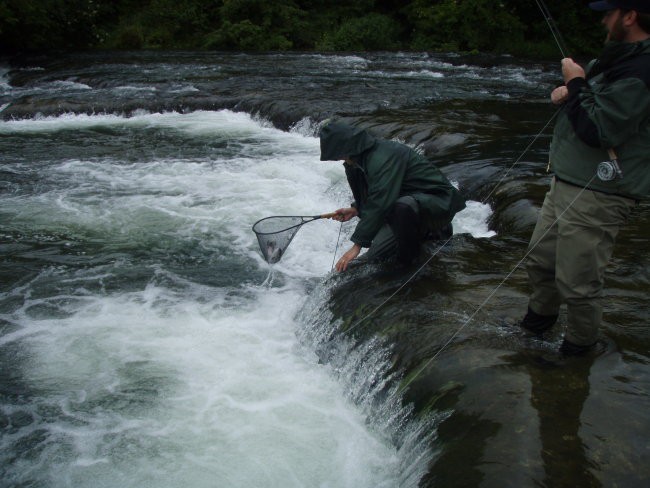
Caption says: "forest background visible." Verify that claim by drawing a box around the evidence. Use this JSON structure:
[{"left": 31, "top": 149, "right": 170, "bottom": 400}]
[{"left": 0, "top": 0, "right": 606, "bottom": 58}]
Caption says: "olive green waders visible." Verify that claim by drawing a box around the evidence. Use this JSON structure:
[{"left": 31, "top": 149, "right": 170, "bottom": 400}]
[
  {"left": 526, "top": 178, "right": 637, "bottom": 346},
  {"left": 364, "top": 196, "right": 420, "bottom": 263},
  {"left": 362, "top": 195, "right": 453, "bottom": 264}
]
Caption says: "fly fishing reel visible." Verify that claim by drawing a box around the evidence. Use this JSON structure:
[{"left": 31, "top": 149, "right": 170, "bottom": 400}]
[
  {"left": 597, "top": 148, "right": 623, "bottom": 182},
  {"left": 597, "top": 158, "right": 623, "bottom": 182}
]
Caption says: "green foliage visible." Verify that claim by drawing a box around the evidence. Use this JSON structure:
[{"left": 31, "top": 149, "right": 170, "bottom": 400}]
[
  {"left": 0, "top": 0, "right": 110, "bottom": 50},
  {"left": 103, "top": 0, "right": 221, "bottom": 49},
  {"left": 506, "top": 0, "right": 603, "bottom": 58},
  {"left": 110, "top": 23, "right": 145, "bottom": 49},
  {"left": 204, "top": 20, "right": 293, "bottom": 51},
  {"left": 317, "top": 13, "right": 402, "bottom": 51},
  {"left": 0, "top": 0, "right": 606, "bottom": 57},
  {"left": 202, "top": 0, "right": 306, "bottom": 50},
  {"left": 405, "top": 0, "right": 525, "bottom": 53}
]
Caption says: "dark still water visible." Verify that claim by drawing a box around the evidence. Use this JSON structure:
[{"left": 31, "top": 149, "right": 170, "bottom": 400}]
[{"left": 1, "top": 51, "right": 648, "bottom": 487}]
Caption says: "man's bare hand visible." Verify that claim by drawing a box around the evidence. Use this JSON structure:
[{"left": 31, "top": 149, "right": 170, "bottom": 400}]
[
  {"left": 335, "top": 244, "right": 361, "bottom": 272},
  {"left": 561, "top": 58, "right": 585, "bottom": 84},
  {"left": 333, "top": 207, "right": 358, "bottom": 222},
  {"left": 551, "top": 85, "right": 569, "bottom": 105}
]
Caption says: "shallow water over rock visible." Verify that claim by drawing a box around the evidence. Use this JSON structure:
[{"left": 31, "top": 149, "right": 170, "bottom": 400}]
[{"left": 1, "top": 51, "right": 649, "bottom": 487}]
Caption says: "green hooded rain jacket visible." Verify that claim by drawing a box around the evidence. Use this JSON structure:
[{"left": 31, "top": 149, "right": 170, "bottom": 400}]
[{"left": 320, "top": 122, "right": 466, "bottom": 247}]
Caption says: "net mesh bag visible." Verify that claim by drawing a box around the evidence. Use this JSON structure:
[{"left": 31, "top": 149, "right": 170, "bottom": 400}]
[{"left": 252, "top": 216, "right": 307, "bottom": 264}]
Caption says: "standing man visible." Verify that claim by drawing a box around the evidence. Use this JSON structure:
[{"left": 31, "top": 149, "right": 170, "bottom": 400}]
[
  {"left": 519, "top": 0, "right": 650, "bottom": 355},
  {"left": 319, "top": 121, "right": 465, "bottom": 272}
]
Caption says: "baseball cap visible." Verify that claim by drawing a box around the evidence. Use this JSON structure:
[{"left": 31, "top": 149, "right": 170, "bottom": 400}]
[{"left": 589, "top": 0, "right": 650, "bottom": 13}]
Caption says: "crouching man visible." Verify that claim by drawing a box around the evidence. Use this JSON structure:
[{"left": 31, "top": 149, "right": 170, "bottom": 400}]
[{"left": 319, "top": 121, "right": 466, "bottom": 272}]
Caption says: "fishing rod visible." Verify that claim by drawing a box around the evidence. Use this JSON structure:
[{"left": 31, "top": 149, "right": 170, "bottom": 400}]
[{"left": 534, "top": 0, "right": 571, "bottom": 58}]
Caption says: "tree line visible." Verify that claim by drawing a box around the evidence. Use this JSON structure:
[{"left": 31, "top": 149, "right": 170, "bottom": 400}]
[{"left": 0, "top": 0, "right": 605, "bottom": 58}]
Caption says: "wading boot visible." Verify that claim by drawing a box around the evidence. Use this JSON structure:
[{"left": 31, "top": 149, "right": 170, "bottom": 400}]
[
  {"left": 532, "top": 338, "right": 602, "bottom": 368},
  {"left": 518, "top": 307, "right": 558, "bottom": 336},
  {"left": 559, "top": 339, "right": 596, "bottom": 357}
]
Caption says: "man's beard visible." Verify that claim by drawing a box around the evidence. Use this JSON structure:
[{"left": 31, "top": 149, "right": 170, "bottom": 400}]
[{"left": 607, "top": 14, "right": 627, "bottom": 42}]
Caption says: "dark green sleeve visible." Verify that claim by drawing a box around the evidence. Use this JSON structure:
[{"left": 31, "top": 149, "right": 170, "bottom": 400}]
[
  {"left": 567, "top": 76, "right": 649, "bottom": 148},
  {"left": 351, "top": 148, "right": 408, "bottom": 247}
]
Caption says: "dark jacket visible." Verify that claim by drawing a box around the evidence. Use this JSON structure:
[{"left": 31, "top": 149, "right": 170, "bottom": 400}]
[
  {"left": 550, "top": 39, "right": 650, "bottom": 199},
  {"left": 320, "top": 122, "right": 466, "bottom": 247}
]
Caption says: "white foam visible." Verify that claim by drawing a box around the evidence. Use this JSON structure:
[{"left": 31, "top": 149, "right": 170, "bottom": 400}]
[
  {"left": 48, "top": 80, "right": 92, "bottom": 91},
  {"left": 312, "top": 54, "right": 369, "bottom": 67},
  {"left": 405, "top": 70, "right": 445, "bottom": 79},
  {"left": 0, "top": 110, "right": 308, "bottom": 141},
  {"left": 0, "top": 110, "right": 496, "bottom": 486},
  {"left": 453, "top": 200, "right": 496, "bottom": 238},
  {"left": 290, "top": 116, "right": 322, "bottom": 137},
  {"left": 0, "top": 65, "right": 10, "bottom": 94},
  {"left": 8, "top": 275, "right": 398, "bottom": 487},
  {"left": 0, "top": 109, "right": 494, "bottom": 260},
  {"left": 114, "top": 85, "right": 158, "bottom": 92},
  {"left": 167, "top": 84, "right": 200, "bottom": 93}
]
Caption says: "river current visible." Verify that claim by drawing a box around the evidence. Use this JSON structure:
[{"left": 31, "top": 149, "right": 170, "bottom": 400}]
[{"left": 1, "top": 51, "right": 648, "bottom": 487}]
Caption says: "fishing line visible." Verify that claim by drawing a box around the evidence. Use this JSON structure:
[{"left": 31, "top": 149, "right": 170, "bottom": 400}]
[
  {"left": 328, "top": 0, "right": 579, "bottom": 377},
  {"left": 400, "top": 172, "right": 599, "bottom": 391},
  {"left": 328, "top": 0, "right": 568, "bottom": 328},
  {"left": 338, "top": 105, "right": 561, "bottom": 339},
  {"left": 481, "top": 107, "right": 561, "bottom": 204},
  {"left": 338, "top": 234, "right": 454, "bottom": 337},
  {"left": 388, "top": 0, "right": 586, "bottom": 386},
  {"left": 331, "top": 222, "right": 343, "bottom": 272},
  {"left": 333, "top": 0, "right": 581, "bottom": 380},
  {"left": 399, "top": 0, "right": 575, "bottom": 366}
]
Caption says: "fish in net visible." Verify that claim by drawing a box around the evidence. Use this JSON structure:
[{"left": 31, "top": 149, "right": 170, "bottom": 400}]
[{"left": 252, "top": 213, "right": 336, "bottom": 264}]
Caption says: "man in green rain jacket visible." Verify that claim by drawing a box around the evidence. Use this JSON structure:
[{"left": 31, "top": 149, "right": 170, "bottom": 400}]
[
  {"left": 319, "top": 121, "right": 466, "bottom": 272},
  {"left": 519, "top": 0, "right": 650, "bottom": 356}
]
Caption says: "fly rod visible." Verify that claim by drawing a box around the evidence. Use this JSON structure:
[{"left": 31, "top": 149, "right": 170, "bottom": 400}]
[{"left": 534, "top": 0, "right": 571, "bottom": 58}]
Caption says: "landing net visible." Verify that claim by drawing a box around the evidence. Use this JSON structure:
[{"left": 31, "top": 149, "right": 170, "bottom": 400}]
[{"left": 252, "top": 216, "right": 308, "bottom": 264}]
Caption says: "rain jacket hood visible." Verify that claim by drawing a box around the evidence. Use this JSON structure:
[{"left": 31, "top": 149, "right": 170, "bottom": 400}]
[
  {"left": 319, "top": 121, "right": 466, "bottom": 247},
  {"left": 319, "top": 121, "right": 376, "bottom": 161}
]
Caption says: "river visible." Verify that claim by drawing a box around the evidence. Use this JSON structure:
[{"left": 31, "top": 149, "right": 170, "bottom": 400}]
[{"left": 1, "top": 51, "right": 648, "bottom": 487}]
